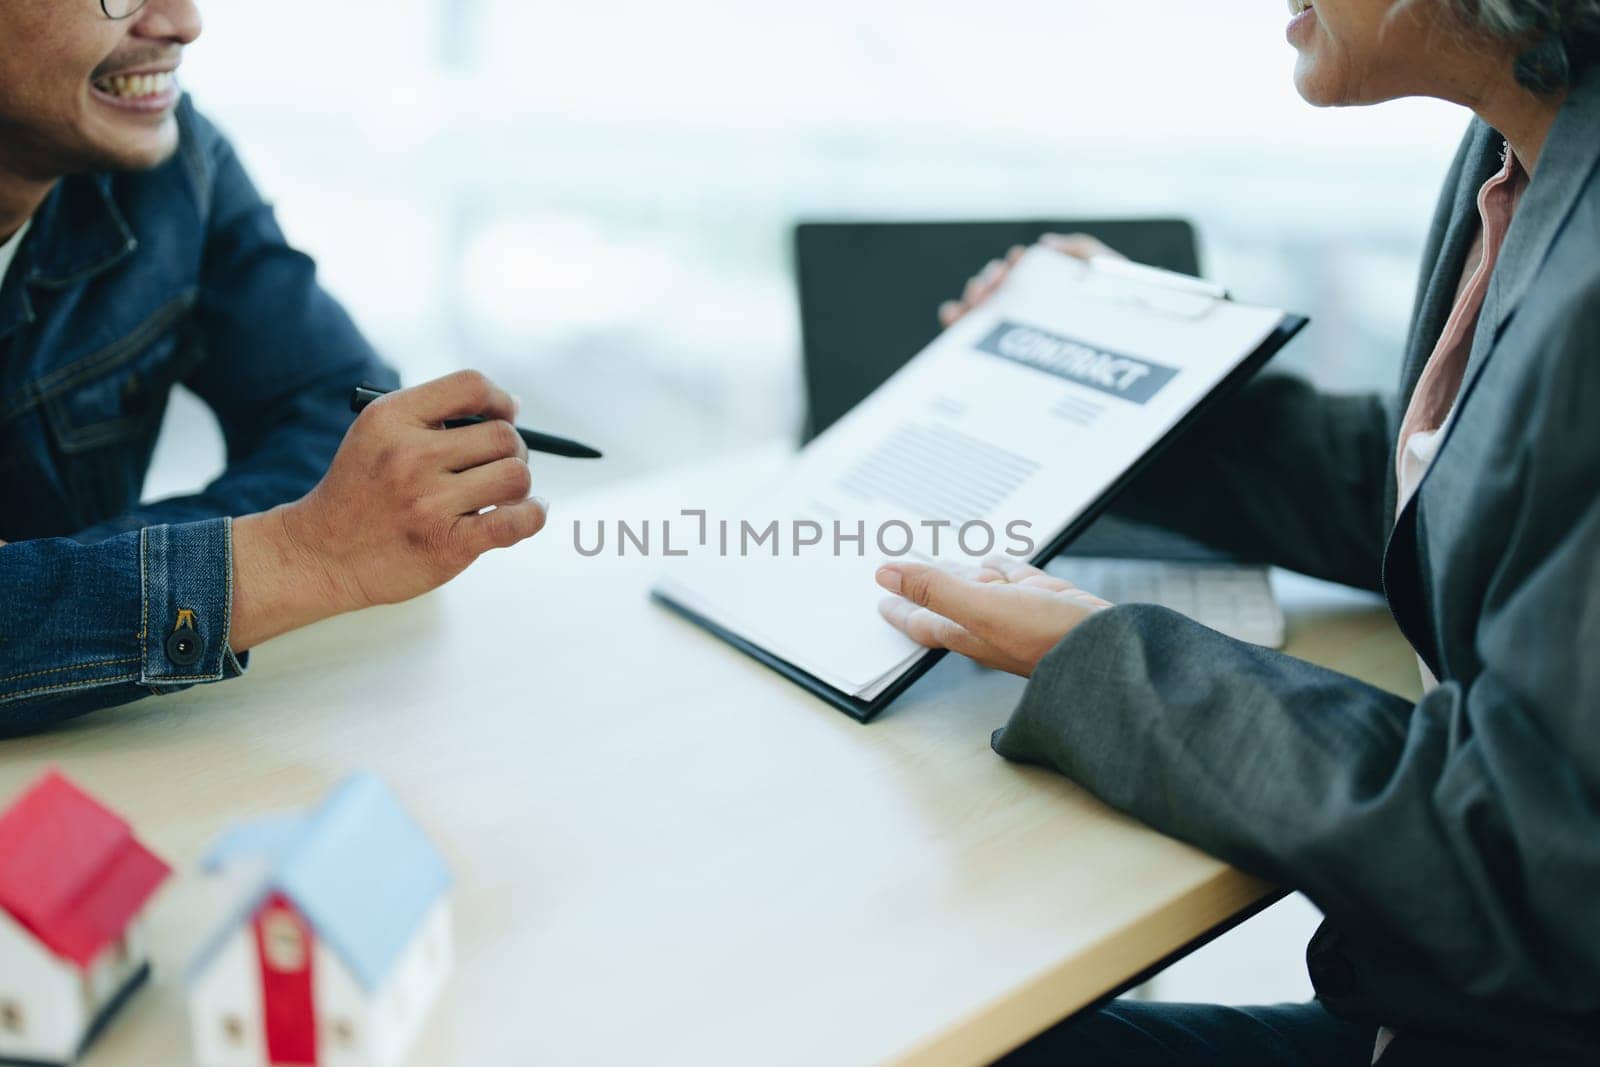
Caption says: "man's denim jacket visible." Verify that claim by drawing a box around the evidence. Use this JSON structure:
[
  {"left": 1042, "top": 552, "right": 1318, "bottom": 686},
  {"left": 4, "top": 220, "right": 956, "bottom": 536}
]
[{"left": 0, "top": 97, "right": 396, "bottom": 736}]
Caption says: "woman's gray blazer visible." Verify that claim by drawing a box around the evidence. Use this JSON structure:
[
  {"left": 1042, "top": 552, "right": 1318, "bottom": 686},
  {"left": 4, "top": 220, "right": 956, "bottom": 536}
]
[{"left": 994, "top": 67, "right": 1600, "bottom": 1063}]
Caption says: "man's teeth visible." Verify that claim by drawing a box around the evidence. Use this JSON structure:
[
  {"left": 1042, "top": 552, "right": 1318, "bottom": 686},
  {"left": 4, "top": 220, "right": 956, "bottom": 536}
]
[
  {"left": 94, "top": 71, "right": 174, "bottom": 99},
  {"left": 1291, "top": 0, "right": 1314, "bottom": 13}
]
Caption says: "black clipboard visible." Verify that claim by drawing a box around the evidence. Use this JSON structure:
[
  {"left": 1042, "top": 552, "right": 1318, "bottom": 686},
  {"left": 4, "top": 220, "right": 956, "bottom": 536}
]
[{"left": 653, "top": 313, "right": 1308, "bottom": 724}]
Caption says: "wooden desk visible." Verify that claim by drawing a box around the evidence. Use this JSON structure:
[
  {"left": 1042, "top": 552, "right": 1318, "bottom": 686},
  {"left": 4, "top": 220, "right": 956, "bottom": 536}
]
[{"left": 0, "top": 452, "right": 1421, "bottom": 1067}]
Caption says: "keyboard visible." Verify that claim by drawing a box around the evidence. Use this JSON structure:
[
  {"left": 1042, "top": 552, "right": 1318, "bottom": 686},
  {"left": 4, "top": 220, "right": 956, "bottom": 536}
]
[{"left": 1045, "top": 557, "right": 1286, "bottom": 649}]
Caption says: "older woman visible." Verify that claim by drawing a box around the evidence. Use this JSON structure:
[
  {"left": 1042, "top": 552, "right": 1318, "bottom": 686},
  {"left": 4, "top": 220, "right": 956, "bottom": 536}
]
[{"left": 875, "top": 1, "right": 1600, "bottom": 1063}]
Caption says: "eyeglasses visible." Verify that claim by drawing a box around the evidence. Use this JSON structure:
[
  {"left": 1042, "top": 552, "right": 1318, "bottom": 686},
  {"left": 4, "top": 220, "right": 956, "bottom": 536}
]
[{"left": 100, "top": 0, "right": 150, "bottom": 19}]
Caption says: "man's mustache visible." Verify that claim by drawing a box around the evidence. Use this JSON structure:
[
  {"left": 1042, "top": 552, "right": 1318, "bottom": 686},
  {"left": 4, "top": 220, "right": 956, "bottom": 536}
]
[{"left": 90, "top": 46, "right": 182, "bottom": 80}]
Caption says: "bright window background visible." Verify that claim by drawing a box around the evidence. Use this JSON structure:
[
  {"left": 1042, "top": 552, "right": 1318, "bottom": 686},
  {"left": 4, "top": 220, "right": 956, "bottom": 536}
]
[
  {"left": 153, "top": 0, "right": 1473, "bottom": 1005},
  {"left": 155, "top": 0, "right": 1472, "bottom": 502}
]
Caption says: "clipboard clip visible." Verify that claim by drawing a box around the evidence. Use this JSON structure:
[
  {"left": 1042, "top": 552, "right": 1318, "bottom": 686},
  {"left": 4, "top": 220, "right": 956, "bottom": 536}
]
[{"left": 1078, "top": 255, "right": 1230, "bottom": 322}]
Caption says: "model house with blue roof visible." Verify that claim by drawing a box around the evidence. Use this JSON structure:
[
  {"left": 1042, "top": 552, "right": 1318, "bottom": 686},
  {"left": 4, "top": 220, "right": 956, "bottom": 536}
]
[{"left": 185, "top": 773, "right": 452, "bottom": 1067}]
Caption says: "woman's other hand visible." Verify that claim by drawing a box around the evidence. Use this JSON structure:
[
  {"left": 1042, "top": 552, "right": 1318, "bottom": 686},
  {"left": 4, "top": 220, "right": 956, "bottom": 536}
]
[
  {"left": 937, "top": 233, "right": 1128, "bottom": 329},
  {"left": 875, "top": 557, "right": 1112, "bottom": 678}
]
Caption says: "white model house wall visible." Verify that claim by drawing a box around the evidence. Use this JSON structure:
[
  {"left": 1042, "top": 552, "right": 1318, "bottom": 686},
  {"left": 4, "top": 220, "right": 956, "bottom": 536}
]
[
  {"left": 366, "top": 898, "right": 453, "bottom": 1067},
  {"left": 188, "top": 898, "right": 452, "bottom": 1067},
  {"left": 83, "top": 917, "right": 149, "bottom": 1011},
  {"left": 188, "top": 925, "right": 267, "bottom": 1067},
  {"left": 312, "top": 897, "right": 453, "bottom": 1067},
  {"left": 0, "top": 909, "right": 84, "bottom": 1066}
]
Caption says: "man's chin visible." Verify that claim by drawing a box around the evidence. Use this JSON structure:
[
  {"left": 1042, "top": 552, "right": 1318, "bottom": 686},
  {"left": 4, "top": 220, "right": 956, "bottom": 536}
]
[{"left": 81, "top": 118, "right": 181, "bottom": 173}]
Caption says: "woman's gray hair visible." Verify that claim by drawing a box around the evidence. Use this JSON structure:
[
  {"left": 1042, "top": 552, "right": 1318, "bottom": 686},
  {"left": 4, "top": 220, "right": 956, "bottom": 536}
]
[{"left": 1425, "top": 0, "right": 1600, "bottom": 90}]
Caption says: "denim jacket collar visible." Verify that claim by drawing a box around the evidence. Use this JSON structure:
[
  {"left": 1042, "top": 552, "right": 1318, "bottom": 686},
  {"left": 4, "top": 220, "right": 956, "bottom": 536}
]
[
  {"left": 0, "top": 174, "right": 138, "bottom": 343},
  {"left": 28, "top": 174, "right": 139, "bottom": 287}
]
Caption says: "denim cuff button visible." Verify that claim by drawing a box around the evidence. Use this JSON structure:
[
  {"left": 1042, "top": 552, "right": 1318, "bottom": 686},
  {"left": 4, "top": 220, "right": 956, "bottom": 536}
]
[{"left": 165, "top": 628, "right": 204, "bottom": 667}]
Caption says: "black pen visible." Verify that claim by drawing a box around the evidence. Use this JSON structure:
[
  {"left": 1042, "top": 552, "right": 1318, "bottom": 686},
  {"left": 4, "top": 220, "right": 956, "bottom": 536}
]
[{"left": 350, "top": 383, "right": 604, "bottom": 460}]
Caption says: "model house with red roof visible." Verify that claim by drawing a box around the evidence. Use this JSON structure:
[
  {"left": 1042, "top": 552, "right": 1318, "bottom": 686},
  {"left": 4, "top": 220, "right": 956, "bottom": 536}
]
[{"left": 0, "top": 770, "right": 171, "bottom": 1067}]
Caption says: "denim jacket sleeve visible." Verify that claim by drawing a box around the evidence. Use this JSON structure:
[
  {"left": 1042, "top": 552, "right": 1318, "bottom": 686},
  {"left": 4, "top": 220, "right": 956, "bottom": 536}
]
[
  {"left": 0, "top": 521, "right": 245, "bottom": 736},
  {"left": 1, "top": 100, "right": 396, "bottom": 734}
]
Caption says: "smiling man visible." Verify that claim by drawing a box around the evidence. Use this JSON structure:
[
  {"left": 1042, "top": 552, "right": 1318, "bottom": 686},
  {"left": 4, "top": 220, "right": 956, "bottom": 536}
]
[{"left": 0, "top": 0, "right": 548, "bottom": 735}]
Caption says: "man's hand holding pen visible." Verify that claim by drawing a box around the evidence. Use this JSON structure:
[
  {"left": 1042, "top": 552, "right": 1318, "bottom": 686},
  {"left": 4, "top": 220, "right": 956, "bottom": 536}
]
[{"left": 228, "top": 371, "right": 552, "bottom": 652}]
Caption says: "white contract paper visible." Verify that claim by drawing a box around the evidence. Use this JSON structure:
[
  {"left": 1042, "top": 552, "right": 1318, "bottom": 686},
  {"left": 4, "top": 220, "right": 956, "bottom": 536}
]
[{"left": 654, "top": 247, "right": 1294, "bottom": 705}]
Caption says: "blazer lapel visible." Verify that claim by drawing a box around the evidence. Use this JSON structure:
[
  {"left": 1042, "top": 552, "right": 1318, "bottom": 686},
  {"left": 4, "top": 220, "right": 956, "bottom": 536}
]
[
  {"left": 1381, "top": 67, "right": 1600, "bottom": 677},
  {"left": 1395, "top": 122, "right": 1500, "bottom": 415},
  {"left": 1379, "top": 124, "right": 1499, "bottom": 671},
  {"left": 1461, "top": 69, "right": 1600, "bottom": 403}
]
